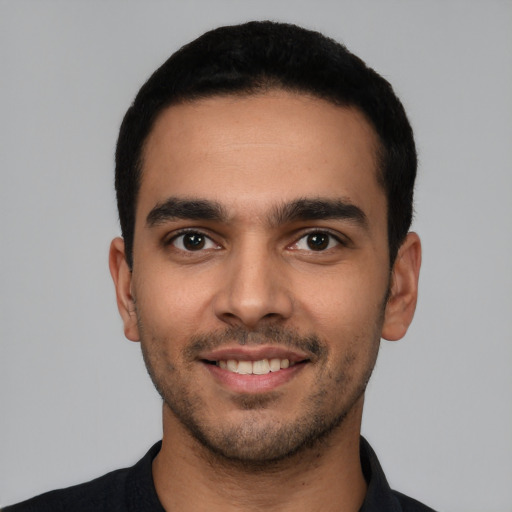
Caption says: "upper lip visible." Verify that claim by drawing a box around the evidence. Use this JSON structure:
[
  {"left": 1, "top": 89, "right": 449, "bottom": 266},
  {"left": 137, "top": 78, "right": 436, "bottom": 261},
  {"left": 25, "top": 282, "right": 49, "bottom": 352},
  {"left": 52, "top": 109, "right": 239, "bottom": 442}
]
[{"left": 199, "top": 345, "right": 311, "bottom": 364}]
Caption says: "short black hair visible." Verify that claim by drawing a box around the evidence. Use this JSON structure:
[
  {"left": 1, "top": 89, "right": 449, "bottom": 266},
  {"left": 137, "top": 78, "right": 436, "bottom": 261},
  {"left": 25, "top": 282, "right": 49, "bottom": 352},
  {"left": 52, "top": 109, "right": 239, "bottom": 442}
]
[{"left": 115, "top": 20, "right": 416, "bottom": 268}]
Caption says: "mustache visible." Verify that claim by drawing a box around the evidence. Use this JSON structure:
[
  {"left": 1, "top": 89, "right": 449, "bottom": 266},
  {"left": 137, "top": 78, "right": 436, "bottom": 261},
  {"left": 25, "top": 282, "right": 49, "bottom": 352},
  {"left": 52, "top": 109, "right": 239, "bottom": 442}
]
[{"left": 184, "top": 325, "right": 327, "bottom": 361}]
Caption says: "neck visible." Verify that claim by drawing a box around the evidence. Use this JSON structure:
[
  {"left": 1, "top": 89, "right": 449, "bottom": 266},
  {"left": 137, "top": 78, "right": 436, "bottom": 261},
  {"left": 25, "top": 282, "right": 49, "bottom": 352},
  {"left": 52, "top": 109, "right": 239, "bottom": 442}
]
[{"left": 152, "top": 401, "right": 367, "bottom": 512}]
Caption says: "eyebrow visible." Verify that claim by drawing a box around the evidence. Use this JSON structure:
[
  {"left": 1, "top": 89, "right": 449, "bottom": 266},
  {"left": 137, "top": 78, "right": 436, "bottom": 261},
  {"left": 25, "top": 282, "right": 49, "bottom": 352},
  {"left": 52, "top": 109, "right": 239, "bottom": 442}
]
[
  {"left": 270, "top": 198, "right": 368, "bottom": 229},
  {"left": 145, "top": 196, "right": 368, "bottom": 229},
  {"left": 146, "top": 197, "right": 227, "bottom": 227}
]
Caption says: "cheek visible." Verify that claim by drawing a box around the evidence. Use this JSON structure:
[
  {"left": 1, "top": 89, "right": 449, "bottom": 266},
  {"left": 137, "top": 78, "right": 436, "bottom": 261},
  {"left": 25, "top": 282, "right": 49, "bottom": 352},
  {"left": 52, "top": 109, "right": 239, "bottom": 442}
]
[
  {"left": 297, "top": 262, "right": 388, "bottom": 330},
  {"left": 133, "top": 265, "right": 216, "bottom": 340}
]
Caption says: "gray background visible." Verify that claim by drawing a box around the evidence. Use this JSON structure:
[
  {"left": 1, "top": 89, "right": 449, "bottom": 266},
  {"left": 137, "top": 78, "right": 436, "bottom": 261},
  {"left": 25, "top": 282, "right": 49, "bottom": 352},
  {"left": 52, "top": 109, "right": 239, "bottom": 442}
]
[{"left": 1, "top": 1, "right": 511, "bottom": 510}]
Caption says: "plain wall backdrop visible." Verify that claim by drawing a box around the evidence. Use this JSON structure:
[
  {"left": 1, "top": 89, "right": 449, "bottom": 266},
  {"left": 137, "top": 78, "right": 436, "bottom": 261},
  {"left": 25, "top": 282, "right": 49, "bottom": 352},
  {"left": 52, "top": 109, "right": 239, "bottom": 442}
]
[{"left": 1, "top": 1, "right": 511, "bottom": 511}]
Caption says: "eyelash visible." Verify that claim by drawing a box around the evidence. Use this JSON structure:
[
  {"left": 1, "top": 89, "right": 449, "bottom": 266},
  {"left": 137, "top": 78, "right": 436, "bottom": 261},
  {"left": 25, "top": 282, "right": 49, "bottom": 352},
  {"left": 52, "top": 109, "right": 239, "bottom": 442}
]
[
  {"left": 291, "top": 230, "right": 345, "bottom": 252},
  {"left": 165, "top": 228, "right": 346, "bottom": 253},
  {"left": 165, "top": 229, "right": 220, "bottom": 252}
]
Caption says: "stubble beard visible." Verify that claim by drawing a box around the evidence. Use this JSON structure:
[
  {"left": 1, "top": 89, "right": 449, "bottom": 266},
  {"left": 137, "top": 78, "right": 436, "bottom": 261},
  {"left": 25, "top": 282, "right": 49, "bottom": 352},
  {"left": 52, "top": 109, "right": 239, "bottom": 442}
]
[{"left": 138, "top": 316, "right": 383, "bottom": 469}]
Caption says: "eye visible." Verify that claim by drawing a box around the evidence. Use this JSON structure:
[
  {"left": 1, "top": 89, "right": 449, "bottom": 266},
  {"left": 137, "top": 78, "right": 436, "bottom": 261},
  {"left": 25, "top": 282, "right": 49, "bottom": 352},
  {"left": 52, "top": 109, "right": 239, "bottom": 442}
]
[
  {"left": 293, "top": 231, "right": 341, "bottom": 251},
  {"left": 170, "top": 231, "right": 219, "bottom": 252}
]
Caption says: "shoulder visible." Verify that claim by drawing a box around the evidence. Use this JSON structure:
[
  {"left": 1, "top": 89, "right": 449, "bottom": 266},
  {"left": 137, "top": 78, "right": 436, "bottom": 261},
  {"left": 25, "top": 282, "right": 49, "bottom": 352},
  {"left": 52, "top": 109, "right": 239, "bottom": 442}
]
[
  {"left": 2, "top": 466, "right": 130, "bottom": 512},
  {"left": 392, "top": 490, "right": 438, "bottom": 512},
  {"left": 2, "top": 442, "right": 163, "bottom": 512},
  {"left": 359, "top": 437, "right": 439, "bottom": 512}
]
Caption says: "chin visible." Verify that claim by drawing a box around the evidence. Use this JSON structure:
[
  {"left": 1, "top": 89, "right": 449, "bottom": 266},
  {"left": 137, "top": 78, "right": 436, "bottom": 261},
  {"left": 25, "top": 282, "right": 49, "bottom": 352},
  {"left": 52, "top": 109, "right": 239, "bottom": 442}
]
[{"left": 162, "top": 385, "right": 363, "bottom": 467}]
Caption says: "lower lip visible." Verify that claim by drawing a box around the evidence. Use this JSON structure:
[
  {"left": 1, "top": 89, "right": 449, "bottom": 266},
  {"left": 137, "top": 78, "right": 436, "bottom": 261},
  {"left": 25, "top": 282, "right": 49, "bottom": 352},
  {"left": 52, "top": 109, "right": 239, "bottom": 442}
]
[{"left": 203, "top": 362, "right": 306, "bottom": 393}]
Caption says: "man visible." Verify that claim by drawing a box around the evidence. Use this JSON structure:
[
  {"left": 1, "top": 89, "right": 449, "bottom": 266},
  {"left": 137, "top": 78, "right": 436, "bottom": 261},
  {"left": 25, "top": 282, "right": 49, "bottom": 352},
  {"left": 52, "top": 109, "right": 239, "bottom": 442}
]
[{"left": 4, "top": 21, "right": 433, "bottom": 511}]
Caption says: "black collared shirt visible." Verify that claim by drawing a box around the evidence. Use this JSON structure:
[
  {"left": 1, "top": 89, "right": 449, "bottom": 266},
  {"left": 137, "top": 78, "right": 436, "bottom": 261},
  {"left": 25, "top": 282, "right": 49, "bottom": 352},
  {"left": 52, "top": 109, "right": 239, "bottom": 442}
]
[
  {"left": 3, "top": 438, "right": 437, "bottom": 511},
  {"left": 359, "top": 438, "right": 437, "bottom": 512}
]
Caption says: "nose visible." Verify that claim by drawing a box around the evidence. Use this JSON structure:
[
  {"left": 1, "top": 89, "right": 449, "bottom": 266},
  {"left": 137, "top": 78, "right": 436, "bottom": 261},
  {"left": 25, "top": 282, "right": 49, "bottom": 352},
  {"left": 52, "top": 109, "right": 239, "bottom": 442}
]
[{"left": 212, "top": 241, "right": 294, "bottom": 329}]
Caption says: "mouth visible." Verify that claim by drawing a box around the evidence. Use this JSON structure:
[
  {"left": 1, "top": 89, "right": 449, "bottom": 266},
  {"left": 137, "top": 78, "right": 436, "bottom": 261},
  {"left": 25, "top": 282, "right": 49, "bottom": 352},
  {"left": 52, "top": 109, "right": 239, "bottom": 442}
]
[
  {"left": 203, "top": 357, "right": 299, "bottom": 375},
  {"left": 198, "top": 346, "right": 312, "bottom": 393},
  {"left": 199, "top": 347, "right": 311, "bottom": 394}
]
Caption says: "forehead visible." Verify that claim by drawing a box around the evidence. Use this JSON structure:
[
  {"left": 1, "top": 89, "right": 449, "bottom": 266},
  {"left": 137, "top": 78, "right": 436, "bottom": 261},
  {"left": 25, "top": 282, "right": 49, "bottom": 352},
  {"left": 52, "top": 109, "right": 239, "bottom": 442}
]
[{"left": 138, "top": 91, "right": 384, "bottom": 224}]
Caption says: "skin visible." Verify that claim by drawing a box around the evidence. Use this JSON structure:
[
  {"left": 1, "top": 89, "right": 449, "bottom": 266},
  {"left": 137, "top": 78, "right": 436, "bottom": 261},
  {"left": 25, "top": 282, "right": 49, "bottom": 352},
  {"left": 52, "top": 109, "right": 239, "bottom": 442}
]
[{"left": 109, "top": 91, "right": 421, "bottom": 512}]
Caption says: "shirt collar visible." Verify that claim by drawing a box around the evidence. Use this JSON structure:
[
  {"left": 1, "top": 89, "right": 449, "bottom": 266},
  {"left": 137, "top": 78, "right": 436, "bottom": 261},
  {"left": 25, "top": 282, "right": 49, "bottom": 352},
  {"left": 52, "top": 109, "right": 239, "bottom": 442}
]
[
  {"left": 359, "top": 436, "right": 402, "bottom": 512},
  {"left": 126, "top": 438, "right": 404, "bottom": 512}
]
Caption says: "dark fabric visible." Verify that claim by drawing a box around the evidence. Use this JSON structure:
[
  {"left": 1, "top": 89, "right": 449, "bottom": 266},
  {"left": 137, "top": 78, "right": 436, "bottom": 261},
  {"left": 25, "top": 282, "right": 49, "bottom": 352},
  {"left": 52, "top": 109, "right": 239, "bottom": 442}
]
[
  {"left": 2, "top": 443, "right": 164, "bottom": 512},
  {"left": 359, "top": 438, "right": 437, "bottom": 512},
  {"left": 3, "top": 438, "right": 437, "bottom": 511}
]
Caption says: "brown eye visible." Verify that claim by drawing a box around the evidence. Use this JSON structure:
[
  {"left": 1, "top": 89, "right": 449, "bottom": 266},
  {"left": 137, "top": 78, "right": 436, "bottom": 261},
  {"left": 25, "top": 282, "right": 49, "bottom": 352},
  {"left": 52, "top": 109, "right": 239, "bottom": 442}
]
[
  {"left": 306, "top": 232, "right": 330, "bottom": 251},
  {"left": 171, "top": 231, "right": 218, "bottom": 252},
  {"left": 291, "top": 231, "right": 341, "bottom": 252},
  {"left": 182, "top": 233, "right": 205, "bottom": 250}
]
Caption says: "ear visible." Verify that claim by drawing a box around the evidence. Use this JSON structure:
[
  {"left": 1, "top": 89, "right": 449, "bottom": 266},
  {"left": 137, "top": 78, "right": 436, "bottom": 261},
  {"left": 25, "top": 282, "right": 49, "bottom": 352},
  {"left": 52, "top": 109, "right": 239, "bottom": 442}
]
[
  {"left": 109, "top": 237, "right": 140, "bottom": 342},
  {"left": 381, "top": 232, "right": 422, "bottom": 341}
]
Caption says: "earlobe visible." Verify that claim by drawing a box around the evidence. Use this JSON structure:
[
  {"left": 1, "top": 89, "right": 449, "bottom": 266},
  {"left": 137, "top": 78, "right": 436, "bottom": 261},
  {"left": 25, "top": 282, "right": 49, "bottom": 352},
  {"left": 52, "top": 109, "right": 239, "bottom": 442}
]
[
  {"left": 109, "top": 237, "right": 140, "bottom": 342},
  {"left": 381, "top": 232, "right": 422, "bottom": 341}
]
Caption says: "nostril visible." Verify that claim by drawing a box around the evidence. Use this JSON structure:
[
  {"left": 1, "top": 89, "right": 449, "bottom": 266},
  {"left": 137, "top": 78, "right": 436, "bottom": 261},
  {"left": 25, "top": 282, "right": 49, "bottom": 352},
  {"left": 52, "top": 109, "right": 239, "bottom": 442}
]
[
  {"left": 263, "top": 312, "right": 280, "bottom": 319},
  {"left": 212, "top": 273, "right": 294, "bottom": 329}
]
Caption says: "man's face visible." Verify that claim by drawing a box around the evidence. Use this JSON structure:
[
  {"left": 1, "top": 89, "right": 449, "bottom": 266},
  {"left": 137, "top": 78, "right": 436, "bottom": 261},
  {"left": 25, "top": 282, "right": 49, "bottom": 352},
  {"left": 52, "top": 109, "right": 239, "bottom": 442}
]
[{"left": 111, "top": 91, "right": 417, "bottom": 463}]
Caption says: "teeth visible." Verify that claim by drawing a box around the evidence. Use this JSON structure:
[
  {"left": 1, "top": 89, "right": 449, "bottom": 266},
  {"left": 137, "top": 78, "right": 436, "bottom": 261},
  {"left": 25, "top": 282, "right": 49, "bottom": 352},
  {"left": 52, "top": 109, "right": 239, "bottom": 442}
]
[
  {"left": 216, "top": 358, "right": 295, "bottom": 375},
  {"left": 269, "top": 358, "right": 281, "bottom": 372},
  {"left": 237, "top": 361, "right": 252, "bottom": 375},
  {"left": 227, "top": 360, "right": 238, "bottom": 372},
  {"left": 252, "top": 359, "right": 270, "bottom": 375}
]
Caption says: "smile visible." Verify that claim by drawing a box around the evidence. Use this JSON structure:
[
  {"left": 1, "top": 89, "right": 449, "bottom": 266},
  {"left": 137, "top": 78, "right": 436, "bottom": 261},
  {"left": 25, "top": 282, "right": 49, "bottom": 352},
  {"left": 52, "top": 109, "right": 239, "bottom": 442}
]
[
  {"left": 215, "top": 358, "right": 296, "bottom": 375},
  {"left": 199, "top": 346, "right": 311, "bottom": 392}
]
